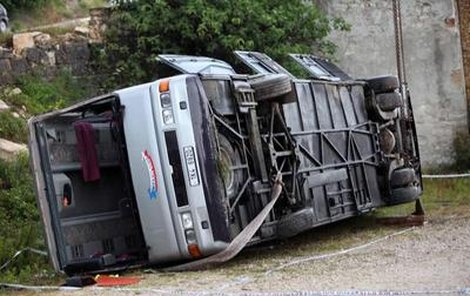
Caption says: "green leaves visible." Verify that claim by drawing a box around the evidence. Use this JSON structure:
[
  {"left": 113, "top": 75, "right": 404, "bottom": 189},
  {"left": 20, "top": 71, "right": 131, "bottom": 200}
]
[{"left": 97, "top": 0, "right": 348, "bottom": 88}]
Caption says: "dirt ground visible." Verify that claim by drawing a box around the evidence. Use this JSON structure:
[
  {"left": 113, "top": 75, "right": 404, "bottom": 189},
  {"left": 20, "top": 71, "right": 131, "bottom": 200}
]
[{"left": 8, "top": 214, "right": 470, "bottom": 295}]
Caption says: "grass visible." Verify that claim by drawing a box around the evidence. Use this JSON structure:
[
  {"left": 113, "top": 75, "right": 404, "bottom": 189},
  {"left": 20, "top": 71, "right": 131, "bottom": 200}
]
[
  {"left": 0, "top": 68, "right": 97, "bottom": 286},
  {"left": 0, "top": 154, "right": 57, "bottom": 286},
  {"left": 375, "top": 178, "right": 470, "bottom": 219},
  {"left": 1, "top": 68, "right": 94, "bottom": 120},
  {"left": 0, "top": 112, "right": 28, "bottom": 143}
]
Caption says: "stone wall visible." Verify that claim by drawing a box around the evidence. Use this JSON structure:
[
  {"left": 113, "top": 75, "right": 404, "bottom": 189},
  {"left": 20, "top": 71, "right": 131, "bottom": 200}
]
[
  {"left": 0, "top": 7, "right": 111, "bottom": 86},
  {"left": 0, "top": 32, "right": 90, "bottom": 85},
  {"left": 318, "top": 0, "right": 467, "bottom": 167}
]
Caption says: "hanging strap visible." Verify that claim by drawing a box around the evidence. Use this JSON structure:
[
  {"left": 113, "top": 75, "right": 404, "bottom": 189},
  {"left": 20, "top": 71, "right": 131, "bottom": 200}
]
[{"left": 164, "top": 173, "right": 283, "bottom": 272}]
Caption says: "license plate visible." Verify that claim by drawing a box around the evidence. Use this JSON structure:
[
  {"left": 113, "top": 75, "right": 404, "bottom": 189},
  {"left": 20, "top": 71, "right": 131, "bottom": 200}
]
[{"left": 183, "top": 146, "right": 200, "bottom": 186}]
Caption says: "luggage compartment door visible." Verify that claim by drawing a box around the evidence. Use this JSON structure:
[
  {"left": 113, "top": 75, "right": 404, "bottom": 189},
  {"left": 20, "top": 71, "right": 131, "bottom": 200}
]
[
  {"left": 158, "top": 54, "right": 235, "bottom": 75},
  {"left": 289, "top": 54, "right": 352, "bottom": 81},
  {"left": 233, "top": 51, "right": 295, "bottom": 78}
]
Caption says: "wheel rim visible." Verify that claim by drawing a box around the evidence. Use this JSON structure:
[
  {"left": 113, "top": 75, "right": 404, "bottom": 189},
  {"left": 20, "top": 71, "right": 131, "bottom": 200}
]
[
  {"left": 219, "top": 147, "right": 235, "bottom": 195},
  {"left": 0, "top": 21, "right": 6, "bottom": 32}
]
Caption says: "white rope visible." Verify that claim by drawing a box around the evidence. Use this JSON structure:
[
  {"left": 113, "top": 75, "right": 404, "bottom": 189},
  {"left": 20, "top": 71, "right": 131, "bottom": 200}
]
[
  {"left": 265, "top": 227, "right": 415, "bottom": 275},
  {"left": 0, "top": 247, "right": 47, "bottom": 272},
  {"left": 422, "top": 173, "right": 470, "bottom": 179},
  {"left": 0, "top": 283, "right": 80, "bottom": 291}
]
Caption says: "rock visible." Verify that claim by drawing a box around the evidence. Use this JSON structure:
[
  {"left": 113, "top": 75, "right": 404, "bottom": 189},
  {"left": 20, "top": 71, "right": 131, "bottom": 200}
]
[
  {"left": 34, "top": 33, "right": 52, "bottom": 46},
  {"left": 12, "top": 112, "right": 20, "bottom": 118},
  {"left": 0, "top": 58, "right": 12, "bottom": 82},
  {"left": 0, "top": 48, "right": 13, "bottom": 59},
  {"left": 10, "top": 58, "right": 30, "bottom": 76},
  {"left": 74, "top": 26, "right": 90, "bottom": 36},
  {"left": 0, "top": 99, "right": 9, "bottom": 111},
  {"left": 8, "top": 87, "right": 22, "bottom": 96},
  {"left": 25, "top": 47, "right": 50, "bottom": 66},
  {"left": 57, "top": 41, "right": 90, "bottom": 75},
  {"left": 12, "top": 32, "right": 42, "bottom": 54},
  {"left": 0, "top": 138, "right": 28, "bottom": 161}
]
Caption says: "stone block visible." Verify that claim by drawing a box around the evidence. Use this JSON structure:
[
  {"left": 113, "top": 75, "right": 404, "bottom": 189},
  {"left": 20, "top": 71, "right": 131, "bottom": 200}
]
[
  {"left": 34, "top": 33, "right": 52, "bottom": 46},
  {"left": 25, "top": 47, "right": 50, "bottom": 66},
  {"left": 0, "top": 48, "right": 13, "bottom": 59},
  {"left": 10, "top": 58, "right": 30, "bottom": 76},
  {"left": 0, "top": 59, "right": 13, "bottom": 85},
  {"left": 12, "top": 32, "right": 42, "bottom": 54},
  {"left": 0, "top": 59, "right": 11, "bottom": 71},
  {"left": 64, "top": 42, "right": 90, "bottom": 75},
  {"left": 0, "top": 138, "right": 28, "bottom": 161}
]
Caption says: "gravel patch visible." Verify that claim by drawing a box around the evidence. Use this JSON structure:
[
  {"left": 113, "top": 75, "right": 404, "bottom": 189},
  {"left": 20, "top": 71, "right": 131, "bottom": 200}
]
[{"left": 8, "top": 216, "right": 470, "bottom": 295}]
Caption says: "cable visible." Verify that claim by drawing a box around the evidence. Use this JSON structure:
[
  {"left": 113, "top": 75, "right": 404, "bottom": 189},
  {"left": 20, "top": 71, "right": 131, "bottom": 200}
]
[
  {"left": 0, "top": 283, "right": 79, "bottom": 292},
  {"left": 422, "top": 173, "right": 470, "bottom": 179},
  {"left": 265, "top": 227, "right": 415, "bottom": 276},
  {"left": 0, "top": 247, "right": 47, "bottom": 272}
]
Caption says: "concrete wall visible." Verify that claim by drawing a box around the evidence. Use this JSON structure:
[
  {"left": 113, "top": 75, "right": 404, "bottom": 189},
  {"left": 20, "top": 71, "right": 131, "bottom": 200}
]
[{"left": 318, "top": 0, "right": 467, "bottom": 167}]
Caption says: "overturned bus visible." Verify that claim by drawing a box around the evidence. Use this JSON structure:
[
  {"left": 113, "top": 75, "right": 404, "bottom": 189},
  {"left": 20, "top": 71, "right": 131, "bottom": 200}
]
[{"left": 28, "top": 51, "right": 422, "bottom": 274}]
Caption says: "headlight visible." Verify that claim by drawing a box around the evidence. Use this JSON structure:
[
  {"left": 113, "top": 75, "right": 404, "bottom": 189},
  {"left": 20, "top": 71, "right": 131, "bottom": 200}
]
[
  {"left": 185, "top": 229, "right": 197, "bottom": 244},
  {"left": 181, "top": 212, "right": 193, "bottom": 229},
  {"left": 160, "top": 93, "right": 172, "bottom": 108},
  {"left": 162, "top": 109, "right": 174, "bottom": 125}
]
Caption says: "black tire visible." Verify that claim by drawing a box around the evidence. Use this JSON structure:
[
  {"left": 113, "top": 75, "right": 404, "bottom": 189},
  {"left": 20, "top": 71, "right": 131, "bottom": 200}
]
[
  {"left": 376, "top": 92, "right": 402, "bottom": 112},
  {"left": 379, "top": 128, "right": 396, "bottom": 155},
  {"left": 390, "top": 167, "right": 416, "bottom": 188},
  {"left": 366, "top": 75, "right": 399, "bottom": 93},
  {"left": 277, "top": 208, "right": 314, "bottom": 238},
  {"left": 217, "top": 134, "right": 243, "bottom": 200},
  {"left": 389, "top": 185, "right": 420, "bottom": 205},
  {"left": 249, "top": 73, "right": 292, "bottom": 101}
]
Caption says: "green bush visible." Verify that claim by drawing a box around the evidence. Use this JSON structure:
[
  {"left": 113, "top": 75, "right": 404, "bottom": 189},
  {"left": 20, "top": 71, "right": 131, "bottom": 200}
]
[
  {"left": 0, "top": 112, "right": 28, "bottom": 143},
  {"left": 0, "top": 154, "right": 53, "bottom": 284},
  {"left": 97, "top": 0, "right": 349, "bottom": 89},
  {"left": 1, "top": 69, "right": 93, "bottom": 116},
  {"left": 0, "top": 69, "right": 96, "bottom": 283}
]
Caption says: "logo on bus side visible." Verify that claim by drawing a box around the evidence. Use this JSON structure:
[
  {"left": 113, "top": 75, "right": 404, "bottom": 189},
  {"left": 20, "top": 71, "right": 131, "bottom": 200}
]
[{"left": 142, "top": 150, "right": 158, "bottom": 200}]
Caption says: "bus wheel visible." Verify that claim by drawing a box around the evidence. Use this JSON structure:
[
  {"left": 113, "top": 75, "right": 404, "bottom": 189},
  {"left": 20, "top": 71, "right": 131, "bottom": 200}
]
[
  {"left": 277, "top": 208, "right": 314, "bottom": 238},
  {"left": 389, "top": 186, "right": 421, "bottom": 205},
  {"left": 376, "top": 92, "right": 403, "bottom": 112},
  {"left": 249, "top": 73, "right": 292, "bottom": 101},
  {"left": 365, "top": 75, "right": 399, "bottom": 93},
  {"left": 217, "top": 134, "right": 243, "bottom": 200},
  {"left": 390, "top": 167, "right": 416, "bottom": 188}
]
